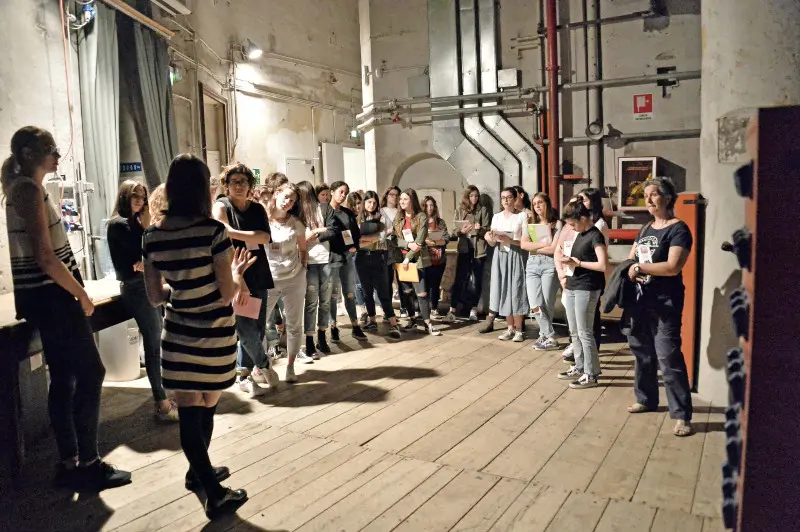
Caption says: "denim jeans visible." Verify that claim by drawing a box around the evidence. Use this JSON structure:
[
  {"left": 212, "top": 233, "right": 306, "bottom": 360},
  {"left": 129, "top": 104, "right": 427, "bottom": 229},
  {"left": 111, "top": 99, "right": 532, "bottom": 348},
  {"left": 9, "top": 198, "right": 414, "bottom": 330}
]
[
  {"left": 424, "top": 262, "right": 446, "bottom": 310},
  {"left": 265, "top": 273, "right": 307, "bottom": 361},
  {"left": 400, "top": 267, "right": 432, "bottom": 321},
  {"left": 305, "top": 263, "right": 333, "bottom": 335},
  {"left": 329, "top": 257, "right": 358, "bottom": 325},
  {"left": 355, "top": 250, "right": 395, "bottom": 318},
  {"left": 353, "top": 253, "right": 365, "bottom": 307},
  {"left": 628, "top": 297, "right": 693, "bottom": 421},
  {"left": 525, "top": 255, "right": 559, "bottom": 339},
  {"left": 120, "top": 276, "right": 166, "bottom": 402},
  {"left": 17, "top": 286, "right": 105, "bottom": 463},
  {"left": 563, "top": 289, "right": 602, "bottom": 377},
  {"left": 235, "top": 288, "right": 270, "bottom": 371}
]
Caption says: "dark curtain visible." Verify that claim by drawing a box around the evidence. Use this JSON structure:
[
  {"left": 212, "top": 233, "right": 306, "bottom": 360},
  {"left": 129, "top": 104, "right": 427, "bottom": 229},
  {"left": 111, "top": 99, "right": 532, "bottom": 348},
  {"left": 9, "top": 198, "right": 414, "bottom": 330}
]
[{"left": 117, "top": 0, "right": 178, "bottom": 190}]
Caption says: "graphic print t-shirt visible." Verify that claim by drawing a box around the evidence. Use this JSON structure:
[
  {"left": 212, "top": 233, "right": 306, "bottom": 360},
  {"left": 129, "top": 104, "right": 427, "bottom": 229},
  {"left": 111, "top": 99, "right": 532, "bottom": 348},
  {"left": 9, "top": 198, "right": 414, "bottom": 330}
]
[
  {"left": 565, "top": 226, "right": 606, "bottom": 292},
  {"left": 634, "top": 220, "right": 693, "bottom": 303}
]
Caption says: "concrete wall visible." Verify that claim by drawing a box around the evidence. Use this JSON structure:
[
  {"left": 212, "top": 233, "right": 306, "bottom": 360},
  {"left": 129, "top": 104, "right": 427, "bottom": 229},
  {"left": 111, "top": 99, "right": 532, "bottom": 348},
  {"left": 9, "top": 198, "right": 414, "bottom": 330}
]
[{"left": 0, "top": 0, "right": 86, "bottom": 295}]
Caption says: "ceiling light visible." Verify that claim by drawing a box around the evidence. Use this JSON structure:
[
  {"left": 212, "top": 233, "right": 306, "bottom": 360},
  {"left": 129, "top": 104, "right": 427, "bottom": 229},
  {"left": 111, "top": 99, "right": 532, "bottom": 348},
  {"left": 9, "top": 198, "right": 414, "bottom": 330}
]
[{"left": 244, "top": 39, "right": 263, "bottom": 60}]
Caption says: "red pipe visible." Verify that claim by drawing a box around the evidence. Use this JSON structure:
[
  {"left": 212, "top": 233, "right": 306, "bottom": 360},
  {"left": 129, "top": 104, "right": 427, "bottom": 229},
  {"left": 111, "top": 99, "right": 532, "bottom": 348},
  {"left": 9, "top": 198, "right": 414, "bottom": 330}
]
[{"left": 545, "top": 0, "right": 560, "bottom": 204}]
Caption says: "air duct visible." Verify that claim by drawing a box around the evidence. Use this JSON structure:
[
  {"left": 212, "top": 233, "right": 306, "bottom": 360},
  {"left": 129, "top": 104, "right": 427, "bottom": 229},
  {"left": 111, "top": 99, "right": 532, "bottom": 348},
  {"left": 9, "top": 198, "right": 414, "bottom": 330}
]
[{"left": 429, "top": 0, "right": 502, "bottom": 199}]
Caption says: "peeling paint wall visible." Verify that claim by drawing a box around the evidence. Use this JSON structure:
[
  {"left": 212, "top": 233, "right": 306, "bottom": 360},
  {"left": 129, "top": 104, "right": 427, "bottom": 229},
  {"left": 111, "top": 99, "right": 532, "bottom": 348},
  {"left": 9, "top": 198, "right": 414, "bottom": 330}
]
[{"left": 0, "top": 0, "right": 85, "bottom": 295}]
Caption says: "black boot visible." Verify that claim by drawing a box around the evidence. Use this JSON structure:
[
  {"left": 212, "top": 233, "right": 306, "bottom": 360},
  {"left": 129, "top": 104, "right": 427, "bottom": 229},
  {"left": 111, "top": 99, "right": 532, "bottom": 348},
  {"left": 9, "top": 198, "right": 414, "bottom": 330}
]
[{"left": 317, "top": 330, "right": 331, "bottom": 353}]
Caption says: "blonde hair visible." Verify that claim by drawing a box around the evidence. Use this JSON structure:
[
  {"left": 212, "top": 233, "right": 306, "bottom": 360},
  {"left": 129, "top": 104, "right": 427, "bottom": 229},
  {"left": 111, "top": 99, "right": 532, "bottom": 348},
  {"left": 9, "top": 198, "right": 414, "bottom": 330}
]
[{"left": 149, "top": 184, "right": 167, "bottom": 225}]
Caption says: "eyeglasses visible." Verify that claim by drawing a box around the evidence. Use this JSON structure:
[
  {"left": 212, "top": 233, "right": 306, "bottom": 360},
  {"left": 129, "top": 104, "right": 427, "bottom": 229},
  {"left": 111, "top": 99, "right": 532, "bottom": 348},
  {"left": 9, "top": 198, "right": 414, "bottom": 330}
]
[
  {"left": 500, "top": 195, "right": 515, "bottom": 201},
  {"left": 228, "top": 179, "right": 249, "bottom": 187}
]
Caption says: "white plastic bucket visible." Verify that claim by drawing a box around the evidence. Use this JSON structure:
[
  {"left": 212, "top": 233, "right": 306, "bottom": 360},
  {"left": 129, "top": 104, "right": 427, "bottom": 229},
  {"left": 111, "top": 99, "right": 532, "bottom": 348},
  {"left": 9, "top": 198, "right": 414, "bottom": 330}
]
[{"left": 97, "top": 320, "right": 141, "bottom": 382}]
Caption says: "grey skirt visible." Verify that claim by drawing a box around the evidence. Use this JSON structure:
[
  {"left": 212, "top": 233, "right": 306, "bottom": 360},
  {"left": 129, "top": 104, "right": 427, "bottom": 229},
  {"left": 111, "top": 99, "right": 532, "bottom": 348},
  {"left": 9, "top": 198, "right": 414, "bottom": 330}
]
[{"left": 489, "top": 245, "right": 529, "bottom": 316}]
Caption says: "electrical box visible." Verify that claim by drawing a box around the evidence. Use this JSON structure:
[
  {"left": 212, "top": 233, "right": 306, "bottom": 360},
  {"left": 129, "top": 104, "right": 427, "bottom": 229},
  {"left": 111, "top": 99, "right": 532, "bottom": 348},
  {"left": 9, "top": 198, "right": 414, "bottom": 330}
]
[
  {"left": 407, "top": 74, "right": 430, "bottom": 98},
  {"left": 497, "top": 68, "right": 520, "bottom": 89}
]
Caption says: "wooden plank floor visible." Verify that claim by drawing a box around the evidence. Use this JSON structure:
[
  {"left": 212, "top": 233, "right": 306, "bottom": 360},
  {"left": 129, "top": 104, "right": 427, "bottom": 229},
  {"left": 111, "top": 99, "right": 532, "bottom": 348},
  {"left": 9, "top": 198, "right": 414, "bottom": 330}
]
[{"left": 2, "top": 319, "right": 725, "bottom": 532}]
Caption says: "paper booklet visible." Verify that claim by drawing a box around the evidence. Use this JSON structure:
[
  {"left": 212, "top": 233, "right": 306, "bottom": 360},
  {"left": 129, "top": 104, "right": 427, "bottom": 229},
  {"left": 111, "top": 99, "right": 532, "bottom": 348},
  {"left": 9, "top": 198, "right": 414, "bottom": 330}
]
[
  {"left": 562, "top": 239, "right": 575, "bottom": 276},
  {"left": 233, "top": 296, "right": 262, "bottom": 319},
  {"left": 428, "top": 230, "right": 444, "bottom": 242},
  {"left": 527, "top": 224, "right": 552, "bottom": 243}
]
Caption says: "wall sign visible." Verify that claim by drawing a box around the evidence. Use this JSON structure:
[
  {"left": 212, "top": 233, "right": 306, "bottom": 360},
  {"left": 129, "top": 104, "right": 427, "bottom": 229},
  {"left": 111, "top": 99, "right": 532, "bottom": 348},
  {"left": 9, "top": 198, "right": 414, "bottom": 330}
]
[
  {"left": 252, "top": 168, "right": 261, "bottom": 185},
  {"left": 120, "top": 162, "right": 142, "bottom": 173},
  {"left": 633, "top": 94, "right": 653, "bottom": 121}
]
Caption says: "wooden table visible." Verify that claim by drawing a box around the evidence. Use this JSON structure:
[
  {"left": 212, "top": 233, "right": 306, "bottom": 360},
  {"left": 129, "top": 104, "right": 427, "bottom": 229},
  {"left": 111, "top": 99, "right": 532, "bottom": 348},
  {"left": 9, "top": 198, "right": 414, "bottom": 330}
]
[{"left": 0, "top": 280, "right": 131, "bottom": 487}]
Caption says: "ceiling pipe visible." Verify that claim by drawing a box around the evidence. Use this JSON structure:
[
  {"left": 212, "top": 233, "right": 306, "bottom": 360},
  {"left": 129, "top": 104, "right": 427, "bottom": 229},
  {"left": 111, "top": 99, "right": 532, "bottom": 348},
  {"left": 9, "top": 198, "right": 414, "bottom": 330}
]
[
  {"left": 99, "top": 0, "right": 175, "bottom": 39},
  {"left": 356, "top": 103, "right": 531, "bottom": 132},
  {"left": 512, "top": 9, "right": 655, "bottom": 42},
  {"left": 562, "top": 70, "right": 700, "bottom": 90},
  {"left": 544, "top": 128, "right": 701, "bottom": 145},
  {"left": 545, "top": 0, "right": 560, "bottom": 198}
]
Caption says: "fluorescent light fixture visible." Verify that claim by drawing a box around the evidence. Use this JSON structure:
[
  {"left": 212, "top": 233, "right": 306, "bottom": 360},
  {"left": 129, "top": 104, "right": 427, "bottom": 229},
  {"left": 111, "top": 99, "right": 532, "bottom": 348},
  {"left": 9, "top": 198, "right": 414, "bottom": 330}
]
[
  {"left": 245, "top": 39, "right": 263, "bottom": 60},
  {"left": 350, "top": 129, "right": 359, "bottom": 138}
]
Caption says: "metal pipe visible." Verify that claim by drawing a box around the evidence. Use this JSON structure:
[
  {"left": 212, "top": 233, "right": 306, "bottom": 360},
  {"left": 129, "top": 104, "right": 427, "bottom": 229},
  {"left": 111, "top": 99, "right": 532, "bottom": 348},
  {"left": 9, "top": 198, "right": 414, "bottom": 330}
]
[
  {"left": 587, "top": 0, "right": 602, "bottom": 186},
  {"left": 512, "top": 9, "right": 654, "bottom": 42},
  {"left": 545, "top": 0, "right": 560, "bottom": 197},
  {"left": 99, "top": 0, "right": 175, "bottom": 40},
  {"left": 562, "top": 70, "right": 700, "bottom": 90},
  {"left": 262, "top": 51, "right": 359, "bottom": 78},
  {"left": 359, "top": 87, "right": 532, "bottom": 116},
  {"left": 356, "top": 104, "right": 530, "bottom": 132},
  {"left": 546, "top": 128, "right": 702, "bottom": 145}
]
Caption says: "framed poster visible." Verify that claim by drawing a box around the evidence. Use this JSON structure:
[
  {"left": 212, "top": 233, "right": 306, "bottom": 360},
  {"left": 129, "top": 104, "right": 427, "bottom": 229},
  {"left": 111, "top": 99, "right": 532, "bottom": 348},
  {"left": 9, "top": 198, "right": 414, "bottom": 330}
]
[{"left": 617, "top": 156, "right": 658, "bottom": 211}]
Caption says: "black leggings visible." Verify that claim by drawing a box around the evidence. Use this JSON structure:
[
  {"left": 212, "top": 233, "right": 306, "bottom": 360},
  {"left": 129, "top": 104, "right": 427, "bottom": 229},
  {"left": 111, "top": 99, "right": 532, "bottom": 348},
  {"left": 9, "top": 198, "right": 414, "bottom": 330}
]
[
  {"left": 356, "top": 251, "right": 395, "bottom": 318},
  {"left": 179, "top": 405, "right": 224, "bottom": 499},
  {"left": 424, "top": 263, "right": 446, "bottom": 310},
  {"left": 450, "top": 254, "right": 485, "bottom": 310}
]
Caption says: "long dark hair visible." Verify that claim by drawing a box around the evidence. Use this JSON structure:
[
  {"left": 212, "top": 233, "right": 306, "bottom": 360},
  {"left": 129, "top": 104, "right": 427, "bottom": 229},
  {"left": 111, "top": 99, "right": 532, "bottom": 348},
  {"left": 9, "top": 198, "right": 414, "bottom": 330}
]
[
  {"left": 423, "top": 195, "right": 443, "bottom": 225},
  {"left": 297, "top": 180, "right": 322, "bottom": 229},
  {"left": 1, "top": 126, "right": 56, "bottom": 199},
  {"left": 530, "top": 192, "right": 557, "bottom": 224},
  {"left": 165, "top": 154, "right": 212, "bottom": 218},
  {"left": 513, "top": 186, "right": 530, "bottom": 211},
  {"left": 460, "top": 185, "right": 480, "bottom": 214},
  {"left": 381, "top": 185, "right": 401, "bottom": 208},
  {"left": 113, "top": 179, "right": 149, "bottom": 220},
  {"left": 400, "top": 188, "right": 423, "bottom": 216},
  {"left": 580, "top": 187, "right": 605, "bottom": 224},
  {"left": 358, "top": 190, "right": 381, "bottom": 223}
]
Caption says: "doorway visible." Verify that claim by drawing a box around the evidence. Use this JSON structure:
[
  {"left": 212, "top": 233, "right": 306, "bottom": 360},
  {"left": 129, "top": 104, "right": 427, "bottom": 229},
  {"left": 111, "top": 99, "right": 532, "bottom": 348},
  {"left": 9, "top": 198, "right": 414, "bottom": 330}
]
[{"left": 198, "top": 83, "right": 229, "bottom": 176}]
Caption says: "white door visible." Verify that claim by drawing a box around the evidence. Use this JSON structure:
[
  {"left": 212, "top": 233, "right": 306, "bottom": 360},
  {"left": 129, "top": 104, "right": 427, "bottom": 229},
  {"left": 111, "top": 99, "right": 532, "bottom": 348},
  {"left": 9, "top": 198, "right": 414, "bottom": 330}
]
[{"left": 285, "top": 158, "right": 316, "bottom": 184}]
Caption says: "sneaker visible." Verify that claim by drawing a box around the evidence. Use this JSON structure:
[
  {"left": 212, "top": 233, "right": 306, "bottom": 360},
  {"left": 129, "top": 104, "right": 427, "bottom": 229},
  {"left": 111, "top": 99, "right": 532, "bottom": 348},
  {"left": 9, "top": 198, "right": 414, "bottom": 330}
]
[
  {"left": 444, "top": 311, "right": 457, "bottom": 323},
  {"left": 512, "top": 330, "right": 525, "bottom": 342},
  {"left": 285, "top": 365, "right": 297, "bottom": 383},
  {"left": 430, "top": 309, "right": 440, "bottom": 319},
  {"left": 238, "top": 376, "right": 267, "bottom": 397},
  {"left": 428, "top": 323, "right": 442, "bottom": 336},
  {"left": 561, "top": 344, "right": 575, "bottom": 363},
  {"left": 76, "top": 460, "right": 132, "bottom": 491},
  {"left": 305, "top": 337, "right": 321, "bottom": 360},
  {"left": 352, "top": 325, "right": 368, "bottom": 340},
  {"left": 469, "top": 310, "right": 479, "bottom": 321},
  {"left": 363, "top": 321, "right": 378, "bottom": 331},
  {"left": 252, "top": 366, "right": 281, "bottom": 387},
  {"left": 360, "top": 312, "right": 369, "bottom": 325},
  {"left": 558, "top": 365, "right": 583, "bottom": 380},
  {"left": 382, "top": 316, "right": 391, "bottom": 324},
  {"left": 498, "top": 329, "right": 514, "bottom": 341},
  {"left": 331, "top": 327, "right": 340, "bottom": 343},
  {"left": 533, "top": 337, "right": 560, "bottom": 351},
  {"left": 400, "top": 308, "right": 409, "bottom": 319},
  {"left": 569, "top": 373, "right": 599, "bottom": 389},
  {"left": 205, "top": 487, "right": 248, "bottom": 520},
  {"left": 297, "top": 349, "right": 315, "bottom": 364},
  {"left": 185, "top": 466, "right": 231, "bottom": 492},
  {"left": 317, "top": 330, "right": 331, "bottom": 353},
  {"left": 154, "top": 400, "right": 179, "bottom": 422},
  {"left": 267, "top": 345, "right": 283, "bottom": 360},
  {"left": 402, "top": 319, "right": 418, "bottom": 331},
  {"left": 388, "top": 325, "right": 402, "bottom": 339},
  {"left": 478, "top": 320, "right": 494, "bottom": 334}
]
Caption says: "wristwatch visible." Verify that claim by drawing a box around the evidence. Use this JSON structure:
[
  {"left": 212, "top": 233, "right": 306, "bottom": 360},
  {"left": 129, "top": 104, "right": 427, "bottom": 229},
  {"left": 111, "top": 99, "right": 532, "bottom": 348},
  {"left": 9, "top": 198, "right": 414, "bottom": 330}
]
[{"left": 633, "top": 263, "right": 641, "bottom": 274}]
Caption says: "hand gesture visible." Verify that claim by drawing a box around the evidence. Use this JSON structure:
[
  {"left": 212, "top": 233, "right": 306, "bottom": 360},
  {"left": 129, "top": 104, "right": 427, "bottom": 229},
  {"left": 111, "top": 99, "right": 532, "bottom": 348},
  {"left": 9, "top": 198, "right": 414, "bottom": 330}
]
[
  {"left": 133, "top": 261, "right": 144, "bottom": 272},
  {"left": 231, "top": 247, "right": 257, "bottom": 277}
]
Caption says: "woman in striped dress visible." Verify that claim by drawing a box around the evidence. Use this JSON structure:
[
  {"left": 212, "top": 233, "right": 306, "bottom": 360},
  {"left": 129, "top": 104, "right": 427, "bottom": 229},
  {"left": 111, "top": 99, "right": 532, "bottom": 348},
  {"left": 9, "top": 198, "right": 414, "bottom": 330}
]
[{"left": 142, "top": 154, "right": 253, "bottom": 519}]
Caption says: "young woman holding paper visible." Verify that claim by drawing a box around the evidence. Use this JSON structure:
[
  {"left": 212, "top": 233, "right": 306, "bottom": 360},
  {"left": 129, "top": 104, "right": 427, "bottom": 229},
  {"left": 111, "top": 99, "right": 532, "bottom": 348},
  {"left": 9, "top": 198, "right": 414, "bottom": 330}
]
[
  {"left": 381, "top": 185, "right": 408, "bottom": 318},
  {"left": 212, "top": 164, "right": 280, "bottom": 397},
  {"left": 393, "top": 189, "right": 442, "bottom": 336},
  {"left": 484, "top": 187, "right": 529, "bottom": 342},
  {"left": 578, "top": 187, "right": 609, "bottom": 351},
  {"left": 556, "top": 201, "right": 609, "bottom": 389},
  {"left": 554, "top": 196, "right": 581, "bottom": 363},
  {"left": 520, "top": 192, "right": 562, "bottom": 350},
  {"left": 445, "top": 185, "right": 490, "bottom": 323},
  {"left": 422, "top": 196, "right": 451, "bottom": 317},
  {"left": 356, "top": 191, "right": 402, "bottom": 338}
]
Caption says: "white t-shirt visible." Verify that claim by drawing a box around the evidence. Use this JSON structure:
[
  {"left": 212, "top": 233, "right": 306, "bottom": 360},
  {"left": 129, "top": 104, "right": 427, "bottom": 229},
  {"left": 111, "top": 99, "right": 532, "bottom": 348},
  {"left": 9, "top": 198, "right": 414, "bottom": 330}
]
[
  {"left": 594, "top": 218, "right": 610, "bottom": 243},
  {"left": 307, "top": 205, "right": 330, "bottom": 265},
  {"left": 381, "top": 207, "right": 398, "bottom": 235},
  {"left": 267, "top": 215, "right": 305, "bottom": 280},
  {"left": 490, "top": 211, "right": 527, "bottom": 252}
]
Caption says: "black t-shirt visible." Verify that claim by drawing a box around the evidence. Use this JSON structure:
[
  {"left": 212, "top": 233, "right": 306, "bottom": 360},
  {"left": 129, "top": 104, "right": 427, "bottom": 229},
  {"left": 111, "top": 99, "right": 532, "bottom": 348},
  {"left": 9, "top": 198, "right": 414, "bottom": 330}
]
[
  {"left": 106, "top": 216, "right": 144, "bottom": 282},
  {"left": 566, "top": 226, "right": 606, "bottom": 291},
  {"left": 328, "top": 206, "right": 361, "bottom": 263},
  {"left": 217, "top": 197, "right": 274, "bottom": 292},
  {"left": 634, "top": 220, "right": 693, "bottom": 302}
]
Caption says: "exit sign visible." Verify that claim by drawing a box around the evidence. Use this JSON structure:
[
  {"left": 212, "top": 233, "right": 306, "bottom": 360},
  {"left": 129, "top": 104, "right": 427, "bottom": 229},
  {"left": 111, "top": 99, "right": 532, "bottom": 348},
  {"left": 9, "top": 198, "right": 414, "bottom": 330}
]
[
  {"left": 120, "top": 162, "right": 142, "bottom": 173},
  {"left": 253, "top": 168, "right": 261, "bottom": 184}
]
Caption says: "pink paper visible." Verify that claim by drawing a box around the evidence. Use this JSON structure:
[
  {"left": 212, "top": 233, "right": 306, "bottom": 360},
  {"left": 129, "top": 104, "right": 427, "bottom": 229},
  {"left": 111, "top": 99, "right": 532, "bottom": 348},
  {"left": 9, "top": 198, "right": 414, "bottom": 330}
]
[{"left": 233, "top": 296, "right": 262, "bottom": 319}]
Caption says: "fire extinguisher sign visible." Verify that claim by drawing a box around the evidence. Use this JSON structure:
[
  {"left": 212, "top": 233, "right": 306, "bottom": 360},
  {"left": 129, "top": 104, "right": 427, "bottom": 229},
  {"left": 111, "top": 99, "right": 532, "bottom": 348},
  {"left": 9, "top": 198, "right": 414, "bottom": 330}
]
[{"left": 633, "top": 94, "right": 653, "bottom": 121}]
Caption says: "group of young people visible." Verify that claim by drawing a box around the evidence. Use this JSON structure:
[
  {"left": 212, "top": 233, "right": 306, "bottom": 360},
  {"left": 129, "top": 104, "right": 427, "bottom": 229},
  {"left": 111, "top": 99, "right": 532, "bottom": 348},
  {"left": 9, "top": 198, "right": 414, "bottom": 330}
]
[{"left": 2, "top": 124, "right": 696, "bottom": 520}]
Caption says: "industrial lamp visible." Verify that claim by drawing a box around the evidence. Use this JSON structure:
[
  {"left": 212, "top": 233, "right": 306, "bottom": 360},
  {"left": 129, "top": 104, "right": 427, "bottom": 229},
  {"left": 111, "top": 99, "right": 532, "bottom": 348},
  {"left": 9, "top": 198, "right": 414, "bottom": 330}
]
[
  {"left": 243, "top": 39, "right": 263, "bottom": 60},
  {"left": 585, "top": 120, "right": 604, "bottom": 141}
]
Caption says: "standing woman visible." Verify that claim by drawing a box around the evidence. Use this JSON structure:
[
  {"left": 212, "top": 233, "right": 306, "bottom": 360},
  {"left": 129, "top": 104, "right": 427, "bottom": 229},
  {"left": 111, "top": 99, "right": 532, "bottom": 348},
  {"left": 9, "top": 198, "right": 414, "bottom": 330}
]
[
  {"left": 381, "top": 186, "right": 404, "bottom": 316},
  {"left": 356, "top": 190, "right": 402, "bottom": 338},
  {"left": 484, "top": 187, "right": 529, "bottom": 342},
  {"left": 297, "top": 180, "right": 335, "bottom": 357},
  {"left": 520, "top": 192, "right": 562, "bottom": 350},
  {"left": 345, "top": 191, "right": 367, "bottom": 322},
  {"left": 394, "top": 189, "right": 442, "bottom": 336},
  {"left": 263, "top": 182, "right": 309, "bottom": 383},
  {"left": 315, "top": 183, "right": 331, "bottom": 204},
  {"left": 556, "top": 201, "right": 608, "bottom": 389},
  {"left": 513, "top": 185, "right": 532, "bottom": 218},
  {"left": 3, "top": 126, "right": 130, "bottom": 490},
  {"left": 422, "top": 196, "right": 450, "bottom": 317},
  {"left": 625, "top": 177, "right": 693, "bottom": 437},
  {"left": 554, "top": 196, "right": 580, "bottom": 363},
  {"left": 142, "top": 154, "right": 249, "bottom": 517},
  {"left": 445, "top": 185, "right": 489, "bottom": 323},
  {"left": 107, "top": 180, "right": 177, "bottom": 421},
  {"left": 578, "top": 187, "right": 609, "bottom": 351}
]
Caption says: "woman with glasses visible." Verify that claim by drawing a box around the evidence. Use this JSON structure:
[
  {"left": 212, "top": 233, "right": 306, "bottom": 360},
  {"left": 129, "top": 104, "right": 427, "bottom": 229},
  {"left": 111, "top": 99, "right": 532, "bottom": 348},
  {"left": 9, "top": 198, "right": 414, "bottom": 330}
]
[
  {"left": 107, "top": 180, "right": 177, "bottom": 421},
  {"left": 484, "top": 187, "right": 529, "bottom": 341}
]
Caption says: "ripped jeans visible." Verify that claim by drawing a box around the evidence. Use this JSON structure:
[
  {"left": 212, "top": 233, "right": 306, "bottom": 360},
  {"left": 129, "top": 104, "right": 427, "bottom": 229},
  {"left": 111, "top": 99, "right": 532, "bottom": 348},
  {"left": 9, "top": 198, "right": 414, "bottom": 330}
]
[{"left": 329, "top": 257, "right": 358, "bottom": 325}]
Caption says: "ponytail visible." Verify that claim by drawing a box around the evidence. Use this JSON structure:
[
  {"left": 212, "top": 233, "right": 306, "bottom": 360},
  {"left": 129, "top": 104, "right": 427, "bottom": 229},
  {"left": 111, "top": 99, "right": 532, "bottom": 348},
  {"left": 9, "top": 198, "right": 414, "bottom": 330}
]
[
  {"left": 1, "top": 155, "right": 21, "bottom": 200},
  {"left": 2, "top": 126, "right": 55, "bottom": 201}
]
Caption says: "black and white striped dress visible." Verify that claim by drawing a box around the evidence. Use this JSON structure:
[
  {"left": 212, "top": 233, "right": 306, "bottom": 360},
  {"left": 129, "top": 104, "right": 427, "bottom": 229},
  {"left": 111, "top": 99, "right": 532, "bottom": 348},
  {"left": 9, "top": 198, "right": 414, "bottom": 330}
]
[{"left": 142, "top": 219, "right": 237, "bottom": 391}]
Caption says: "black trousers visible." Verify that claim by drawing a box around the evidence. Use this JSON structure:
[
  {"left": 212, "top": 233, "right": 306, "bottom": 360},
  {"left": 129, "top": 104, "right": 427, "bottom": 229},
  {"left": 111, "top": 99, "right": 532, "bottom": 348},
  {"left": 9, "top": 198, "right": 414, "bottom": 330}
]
[
  {"left": 355, "top": 250, "right": 395, "bottom": 319},
  {"left": 627, "top": 297, "right": 693, "bottom": 421},
  {"left": 424, "top": 262, "right": 446, "bottom": 310},
  {"left": 450, "top": 253, "right": 485, "bottom": 311}
]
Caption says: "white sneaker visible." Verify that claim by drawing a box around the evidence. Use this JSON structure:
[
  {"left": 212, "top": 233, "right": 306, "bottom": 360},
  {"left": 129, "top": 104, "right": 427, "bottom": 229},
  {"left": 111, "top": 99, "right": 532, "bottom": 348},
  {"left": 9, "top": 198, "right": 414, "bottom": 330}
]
[
  {"left": 569, "top": 373, "right": 599, "bottom": 389},
  {"left": 430, "top": 309, "right": 440, "bottom": 319},
  {"left": 469, "top": 310, "right": 478, "bottom": 321},
  {"left": 512, "top": 330, "right": 525, "bottom": 342},
  {"left": 444, "top": 311, "right": 457, "bottom": 323},
  {"left": 498, "top": 329, "right": 514, "bottom": 341},
  {"left": 251, "top": 366, "right": 281, "bottom": 388},
  {"left": 285, "top": 365, "right": 297, "bottom": 383},
  {"left": 428, "top": 323, "right": 442, "bottom": 336},
  {"left": 238, "top": 376, "right": 267, "bottom": 397},
  {"left": 558, "top": 365, "right": 583, "bottom": 381},
  {"left": 297, "top": 349, "right": 315, "bottom": 364}
]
